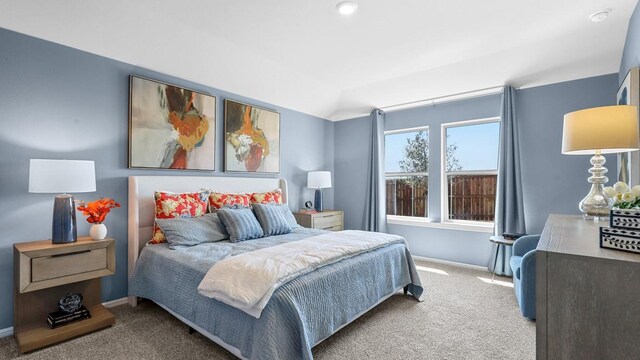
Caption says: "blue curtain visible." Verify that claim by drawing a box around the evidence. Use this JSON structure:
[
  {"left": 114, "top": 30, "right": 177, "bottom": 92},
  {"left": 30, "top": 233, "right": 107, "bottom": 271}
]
[
  {"left": 491, "top": 86, "right": 526, "bottom": 276},
  {"left": 364, "top": 109, "right": 386, "bottom": 232}
]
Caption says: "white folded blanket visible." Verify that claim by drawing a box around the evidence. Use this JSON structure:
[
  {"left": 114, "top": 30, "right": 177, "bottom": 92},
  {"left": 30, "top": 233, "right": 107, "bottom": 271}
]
[{"left": 197, "top": 230, "right": 405, "bottom": 318}]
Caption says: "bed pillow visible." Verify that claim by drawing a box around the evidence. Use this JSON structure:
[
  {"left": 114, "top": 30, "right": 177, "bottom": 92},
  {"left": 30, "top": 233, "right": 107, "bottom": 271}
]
[
  {"left": 155, "top": 213, "right": 229, "bottom": 249},
  {"left": 150, "top": 190, "right": 210, "bottom": 244},
  {"left": 208, "top": 192, "right": 251, "bottom": 211},
  {"left": 277, "top": 204, "right": 300, "bottom": 229},
  {"left": 217, "top": 208, "right": 264, "bottom": 242},
  {"left": 253, "top": 203, "right": 293, "bottom": 236},
  {"left": 250, "top": 189, "right": 284, "bottom": 204}
]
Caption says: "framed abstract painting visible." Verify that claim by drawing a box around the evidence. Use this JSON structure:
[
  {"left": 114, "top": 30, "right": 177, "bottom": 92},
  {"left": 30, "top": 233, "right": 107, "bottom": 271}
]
[
  {"left": 129, "top": 75, "right": 216, "bottom": 170},
  {"left": 224, "top": 99, "right": 280, "bottom": 174},
  {"left": 617, "top": 67, "right": 639, "bottom": 184}
]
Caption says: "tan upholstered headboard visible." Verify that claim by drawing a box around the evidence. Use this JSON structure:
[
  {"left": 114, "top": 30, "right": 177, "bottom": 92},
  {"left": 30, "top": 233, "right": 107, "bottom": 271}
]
[{"left": 127, "top": 175, "right": 288, "bottom": 305}]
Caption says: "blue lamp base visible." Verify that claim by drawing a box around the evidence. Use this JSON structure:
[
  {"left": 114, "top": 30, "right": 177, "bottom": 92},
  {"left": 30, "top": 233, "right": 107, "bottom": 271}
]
[
  {"left": 314, "top": 189, "right": 324, "bottom": 212},
  {"left": 52, "top": 194, "right": 77, "bottom": 244}
]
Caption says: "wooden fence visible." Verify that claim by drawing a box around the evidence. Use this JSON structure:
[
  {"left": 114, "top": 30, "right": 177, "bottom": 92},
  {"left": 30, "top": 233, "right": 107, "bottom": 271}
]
[
  {"left": 386, "top": 177, "right": 428, "bottom": 217},
  {"left": 386, "top": 174, "right": 497, "bottom": 222},
  {"left": 446, "top": 174, "right": 496, "bottom": 222}
]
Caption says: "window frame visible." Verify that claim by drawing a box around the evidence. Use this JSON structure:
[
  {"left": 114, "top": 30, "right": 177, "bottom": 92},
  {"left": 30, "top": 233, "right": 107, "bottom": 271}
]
[
  {"left": 440, "top": 117, "right": 500, "bottom": 228},
  {"left": 384, "top": 126, "right": 430, "bottom": 220}
]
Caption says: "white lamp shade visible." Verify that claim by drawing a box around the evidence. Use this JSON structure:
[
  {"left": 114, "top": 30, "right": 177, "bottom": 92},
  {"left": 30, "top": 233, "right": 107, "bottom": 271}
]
[
  {"left": 562, "top": 105, "right": 640, "bottom": 155},
  {"left": 307, "top": 171, "right": 332, "bottom": 189},
  {"left": 29, "top": 159, "right": 96, "bottom": 193}
]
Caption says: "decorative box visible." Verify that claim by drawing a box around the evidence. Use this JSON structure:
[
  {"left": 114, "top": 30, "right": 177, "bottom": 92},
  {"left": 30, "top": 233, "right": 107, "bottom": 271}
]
[
  {"left": 609, "top": 209, "right": 640, "bottom": 230},
  {"left": 599, "top": 226, "right": 640, "bottom": 254}
]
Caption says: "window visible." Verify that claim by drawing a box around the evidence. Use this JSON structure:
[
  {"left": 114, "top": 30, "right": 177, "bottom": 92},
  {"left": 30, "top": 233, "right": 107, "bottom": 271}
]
[
  {"left": 385, "top": 127, "right": 429, "bottom": 218},
  {"left": 442, "top": 118, "right": 500, "bottom": 223}
]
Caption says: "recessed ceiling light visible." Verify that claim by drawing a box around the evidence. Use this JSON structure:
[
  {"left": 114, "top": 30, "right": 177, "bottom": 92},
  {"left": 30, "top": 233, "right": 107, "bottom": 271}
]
[
  {"left": 590, "top": 9, "right": 611, "bottom": 22},
  {"left": 336, "top": 1, "right": 358, "bottom": 16}
]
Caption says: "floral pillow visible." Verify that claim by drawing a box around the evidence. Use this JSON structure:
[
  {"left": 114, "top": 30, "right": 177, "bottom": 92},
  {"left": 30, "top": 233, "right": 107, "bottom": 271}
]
[
  {"left": 250, "top": 189, "right": 283, "bottom": 204},
  {"left": 149, "top": 190, "right": 210, "bottom": 244},
  {"left": 208, "top": 192, "right": 251, "bottom": 211}
]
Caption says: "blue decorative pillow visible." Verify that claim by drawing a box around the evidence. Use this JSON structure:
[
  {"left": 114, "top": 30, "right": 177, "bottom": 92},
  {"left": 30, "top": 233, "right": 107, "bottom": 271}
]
[
  {"left": 217, "top": 208, "right": 264, "bottom": 242},
  {"left": 275, "top": 204, "right": 300, "bottom": 229},
  {"left": 253, "top": 203, "right": 293, "bottom": 236},
  {"left": 155, "top": 213, "right": 229, "bottom": 249}
]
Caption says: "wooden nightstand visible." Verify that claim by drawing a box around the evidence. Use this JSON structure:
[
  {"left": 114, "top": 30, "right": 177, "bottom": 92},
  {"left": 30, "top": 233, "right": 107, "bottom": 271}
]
[
  {"left": 293, "top": 210, "right": 344, "bottom": 231},
  {"left": 13, "top": 237, "right": 116, "bottom": 353}
]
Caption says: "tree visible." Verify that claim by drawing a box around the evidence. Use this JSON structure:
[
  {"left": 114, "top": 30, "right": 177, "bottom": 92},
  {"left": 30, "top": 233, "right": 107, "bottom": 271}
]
[
  {"left": 445, "top": 142, "right": 462, "bottom": 172},
  {"left": 399, "top": 131, "right": 429, "bottom": 173},
  {"left": 399, "top": 131, "right": 462, "bottom": 173}
]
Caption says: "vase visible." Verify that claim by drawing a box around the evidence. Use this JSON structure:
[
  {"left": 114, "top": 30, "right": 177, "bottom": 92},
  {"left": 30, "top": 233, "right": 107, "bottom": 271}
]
[{"left": 89, "top": 223, "right": 107, "bottom": 240}]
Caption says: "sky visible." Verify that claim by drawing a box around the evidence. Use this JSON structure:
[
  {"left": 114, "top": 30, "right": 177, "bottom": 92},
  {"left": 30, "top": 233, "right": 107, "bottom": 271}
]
[{"left": 385, "top": 122, "right": 500, "bottom": 173}]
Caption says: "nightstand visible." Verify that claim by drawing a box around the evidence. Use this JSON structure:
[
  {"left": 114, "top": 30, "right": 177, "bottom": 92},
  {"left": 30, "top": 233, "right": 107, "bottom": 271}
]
[
  {"left": 293, "top": 210, "right": 344, "bottom": 231},
  {"left": 13, "top": 237, "right": 116, "bottom": 353}
]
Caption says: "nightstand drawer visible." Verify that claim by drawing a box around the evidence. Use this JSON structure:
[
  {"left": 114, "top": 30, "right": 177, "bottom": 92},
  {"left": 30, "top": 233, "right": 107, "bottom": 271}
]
[
  {"left": 324, "top": 225, "right": 343, "bottom": 231},
  {"left": 15, "top": 237, "right": 115, "bottom": 293},
  {"left": 293, "top": 210, "right": 344, "bottom": 231},
  {"left": 313, "top": 215, "right": 342, "bottom": 229},
  {"left": 293, "top": 210, "right": 343, "bottom": 231},
  {"left": 31, "top": 248, "right": 107, "bottom": 282}
]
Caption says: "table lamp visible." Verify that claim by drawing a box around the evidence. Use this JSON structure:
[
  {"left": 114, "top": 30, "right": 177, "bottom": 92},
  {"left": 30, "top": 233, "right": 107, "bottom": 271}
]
[
  {"left": 307, "top": 171, "right": 332, "bottom": 212},
  {"left": 562, "top": 105, "right": 640, "bottom": 218},
  {"left": 29, "top": 159, "right": 96, "bottom": 243}
]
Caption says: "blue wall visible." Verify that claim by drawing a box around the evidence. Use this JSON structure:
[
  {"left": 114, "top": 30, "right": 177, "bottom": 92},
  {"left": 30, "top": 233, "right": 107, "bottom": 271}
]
[
  {"left": 335, "top": 74, "right": 618, "bottom": 266},
  {"left": 619, "top": 1, "right": 640, "bottom": 82},
  {"left": 0, "top": 28, "right": 334, "bottom": 330},
  {"left": 518, "top": 75, "right": 618, "bottom": 232}
]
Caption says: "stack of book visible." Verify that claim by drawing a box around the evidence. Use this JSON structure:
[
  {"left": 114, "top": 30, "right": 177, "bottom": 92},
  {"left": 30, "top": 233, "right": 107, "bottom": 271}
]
[{"left": 47, "top": 305, "right": 91, "bottom": 329}]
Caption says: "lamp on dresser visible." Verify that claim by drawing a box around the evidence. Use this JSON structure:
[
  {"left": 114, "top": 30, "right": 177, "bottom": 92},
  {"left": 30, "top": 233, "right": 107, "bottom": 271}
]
[
  {"left": 29, "top": 159, "right": 96, "bottom": 243},
  {"left": 307, "top": 171, "right": 332, "bottom": 212},
  {"left": 562, "top": 105, "right": 640, "bottom": 219}
]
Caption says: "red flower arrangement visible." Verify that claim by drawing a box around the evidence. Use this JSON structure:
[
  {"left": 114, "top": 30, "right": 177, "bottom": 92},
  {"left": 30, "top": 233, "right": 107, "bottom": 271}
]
[{"left": 77, "top": 198, "right": 121, "bottom": 224}]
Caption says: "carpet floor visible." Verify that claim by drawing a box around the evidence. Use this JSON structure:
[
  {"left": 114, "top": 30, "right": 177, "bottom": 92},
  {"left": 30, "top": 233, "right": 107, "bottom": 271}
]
[{"left": 0, "top": 260, "right": 535, "bottom": 359}]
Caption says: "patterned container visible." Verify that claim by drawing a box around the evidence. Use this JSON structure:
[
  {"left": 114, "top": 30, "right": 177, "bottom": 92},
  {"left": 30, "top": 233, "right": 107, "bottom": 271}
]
[
  {"left": 600, "top": 226, "right": 640, "bottom": 254},
  {"left": 609, "top": 208, "right": 640, "bottom": 230}
]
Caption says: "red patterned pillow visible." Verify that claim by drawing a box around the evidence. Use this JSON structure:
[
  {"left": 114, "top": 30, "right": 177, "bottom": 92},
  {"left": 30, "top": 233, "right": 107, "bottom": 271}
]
[
  {"left": 250, "top": 189, "right": 283, "bottom": 204},
  {"left": 208, "top": 192, "right": 251, "bottom": 211},
  {"left": 149, "top": 190, "right": 210, "bottom": 244}
]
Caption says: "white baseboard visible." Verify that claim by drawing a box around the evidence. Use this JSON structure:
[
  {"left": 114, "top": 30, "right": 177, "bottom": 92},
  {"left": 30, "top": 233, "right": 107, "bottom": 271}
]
[
  {"left": 0, "top": 297, "right": 129, "bottom": 338},
  {"left": 102, "top": 297, "right": 128, "bottom": 308},
  {"left": 0, "top": 327, "right": 13, "bottom": 338},
  {"left": 412, "top": 255, "right": 488, "bottom": 271}
]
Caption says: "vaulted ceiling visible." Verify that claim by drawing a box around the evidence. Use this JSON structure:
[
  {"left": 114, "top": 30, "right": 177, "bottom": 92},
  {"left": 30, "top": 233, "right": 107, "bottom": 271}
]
[{"left": 1, "top": 0, "right": 637, "bottom": 120}]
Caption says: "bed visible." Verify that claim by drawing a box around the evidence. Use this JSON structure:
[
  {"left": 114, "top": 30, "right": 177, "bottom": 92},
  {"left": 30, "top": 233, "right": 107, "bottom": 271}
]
[{"left": 127, "top": 175, "right": 423, "bottom": 360}]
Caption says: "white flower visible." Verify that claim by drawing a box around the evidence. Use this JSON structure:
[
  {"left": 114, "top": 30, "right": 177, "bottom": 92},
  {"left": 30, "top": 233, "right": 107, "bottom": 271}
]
[
  {"left": 603, "top": 186, "right": 617, "bottom": 198},
  {"left": 614, "top": 181, "right": 630, "bottom": 194},
  {"left": 622, "top": 192, "right": 635, "bottom": 202},
  {"left": 632, "top": 185, "right": 640, "bottom": 197}
]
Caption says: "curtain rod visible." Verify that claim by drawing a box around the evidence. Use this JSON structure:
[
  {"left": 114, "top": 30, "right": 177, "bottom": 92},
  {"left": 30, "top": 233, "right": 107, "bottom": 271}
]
[{"left": 379, "top": 85, "right": 505, "bottom": 113}]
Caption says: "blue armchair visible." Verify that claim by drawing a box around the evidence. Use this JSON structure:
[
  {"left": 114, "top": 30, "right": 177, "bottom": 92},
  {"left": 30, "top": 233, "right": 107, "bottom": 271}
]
[{"left": 509, "top": 234, "right": 540, "bottom": 320}]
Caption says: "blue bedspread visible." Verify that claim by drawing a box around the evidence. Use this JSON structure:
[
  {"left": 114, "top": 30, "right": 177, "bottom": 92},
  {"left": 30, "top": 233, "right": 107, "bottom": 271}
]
[{"left": 129, "top": 228, "right": 423, "bottom": 359}]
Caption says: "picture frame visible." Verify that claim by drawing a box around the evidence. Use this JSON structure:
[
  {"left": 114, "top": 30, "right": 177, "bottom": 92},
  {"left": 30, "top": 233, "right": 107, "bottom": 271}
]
[
  {"left": 128, "top": 75, "right": 216, "bottom": 171},
  {"left": 617, "top": 67, "right": 639, "bottom": 184},
  {"left": 223, "top": 99, "right": 281, "bottom": 174}
]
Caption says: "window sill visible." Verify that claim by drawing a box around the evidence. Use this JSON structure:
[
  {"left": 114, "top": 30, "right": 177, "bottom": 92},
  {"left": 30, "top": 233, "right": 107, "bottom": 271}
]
[{"left": 387, "top": 215, "right": 494, "bottom": 233}]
